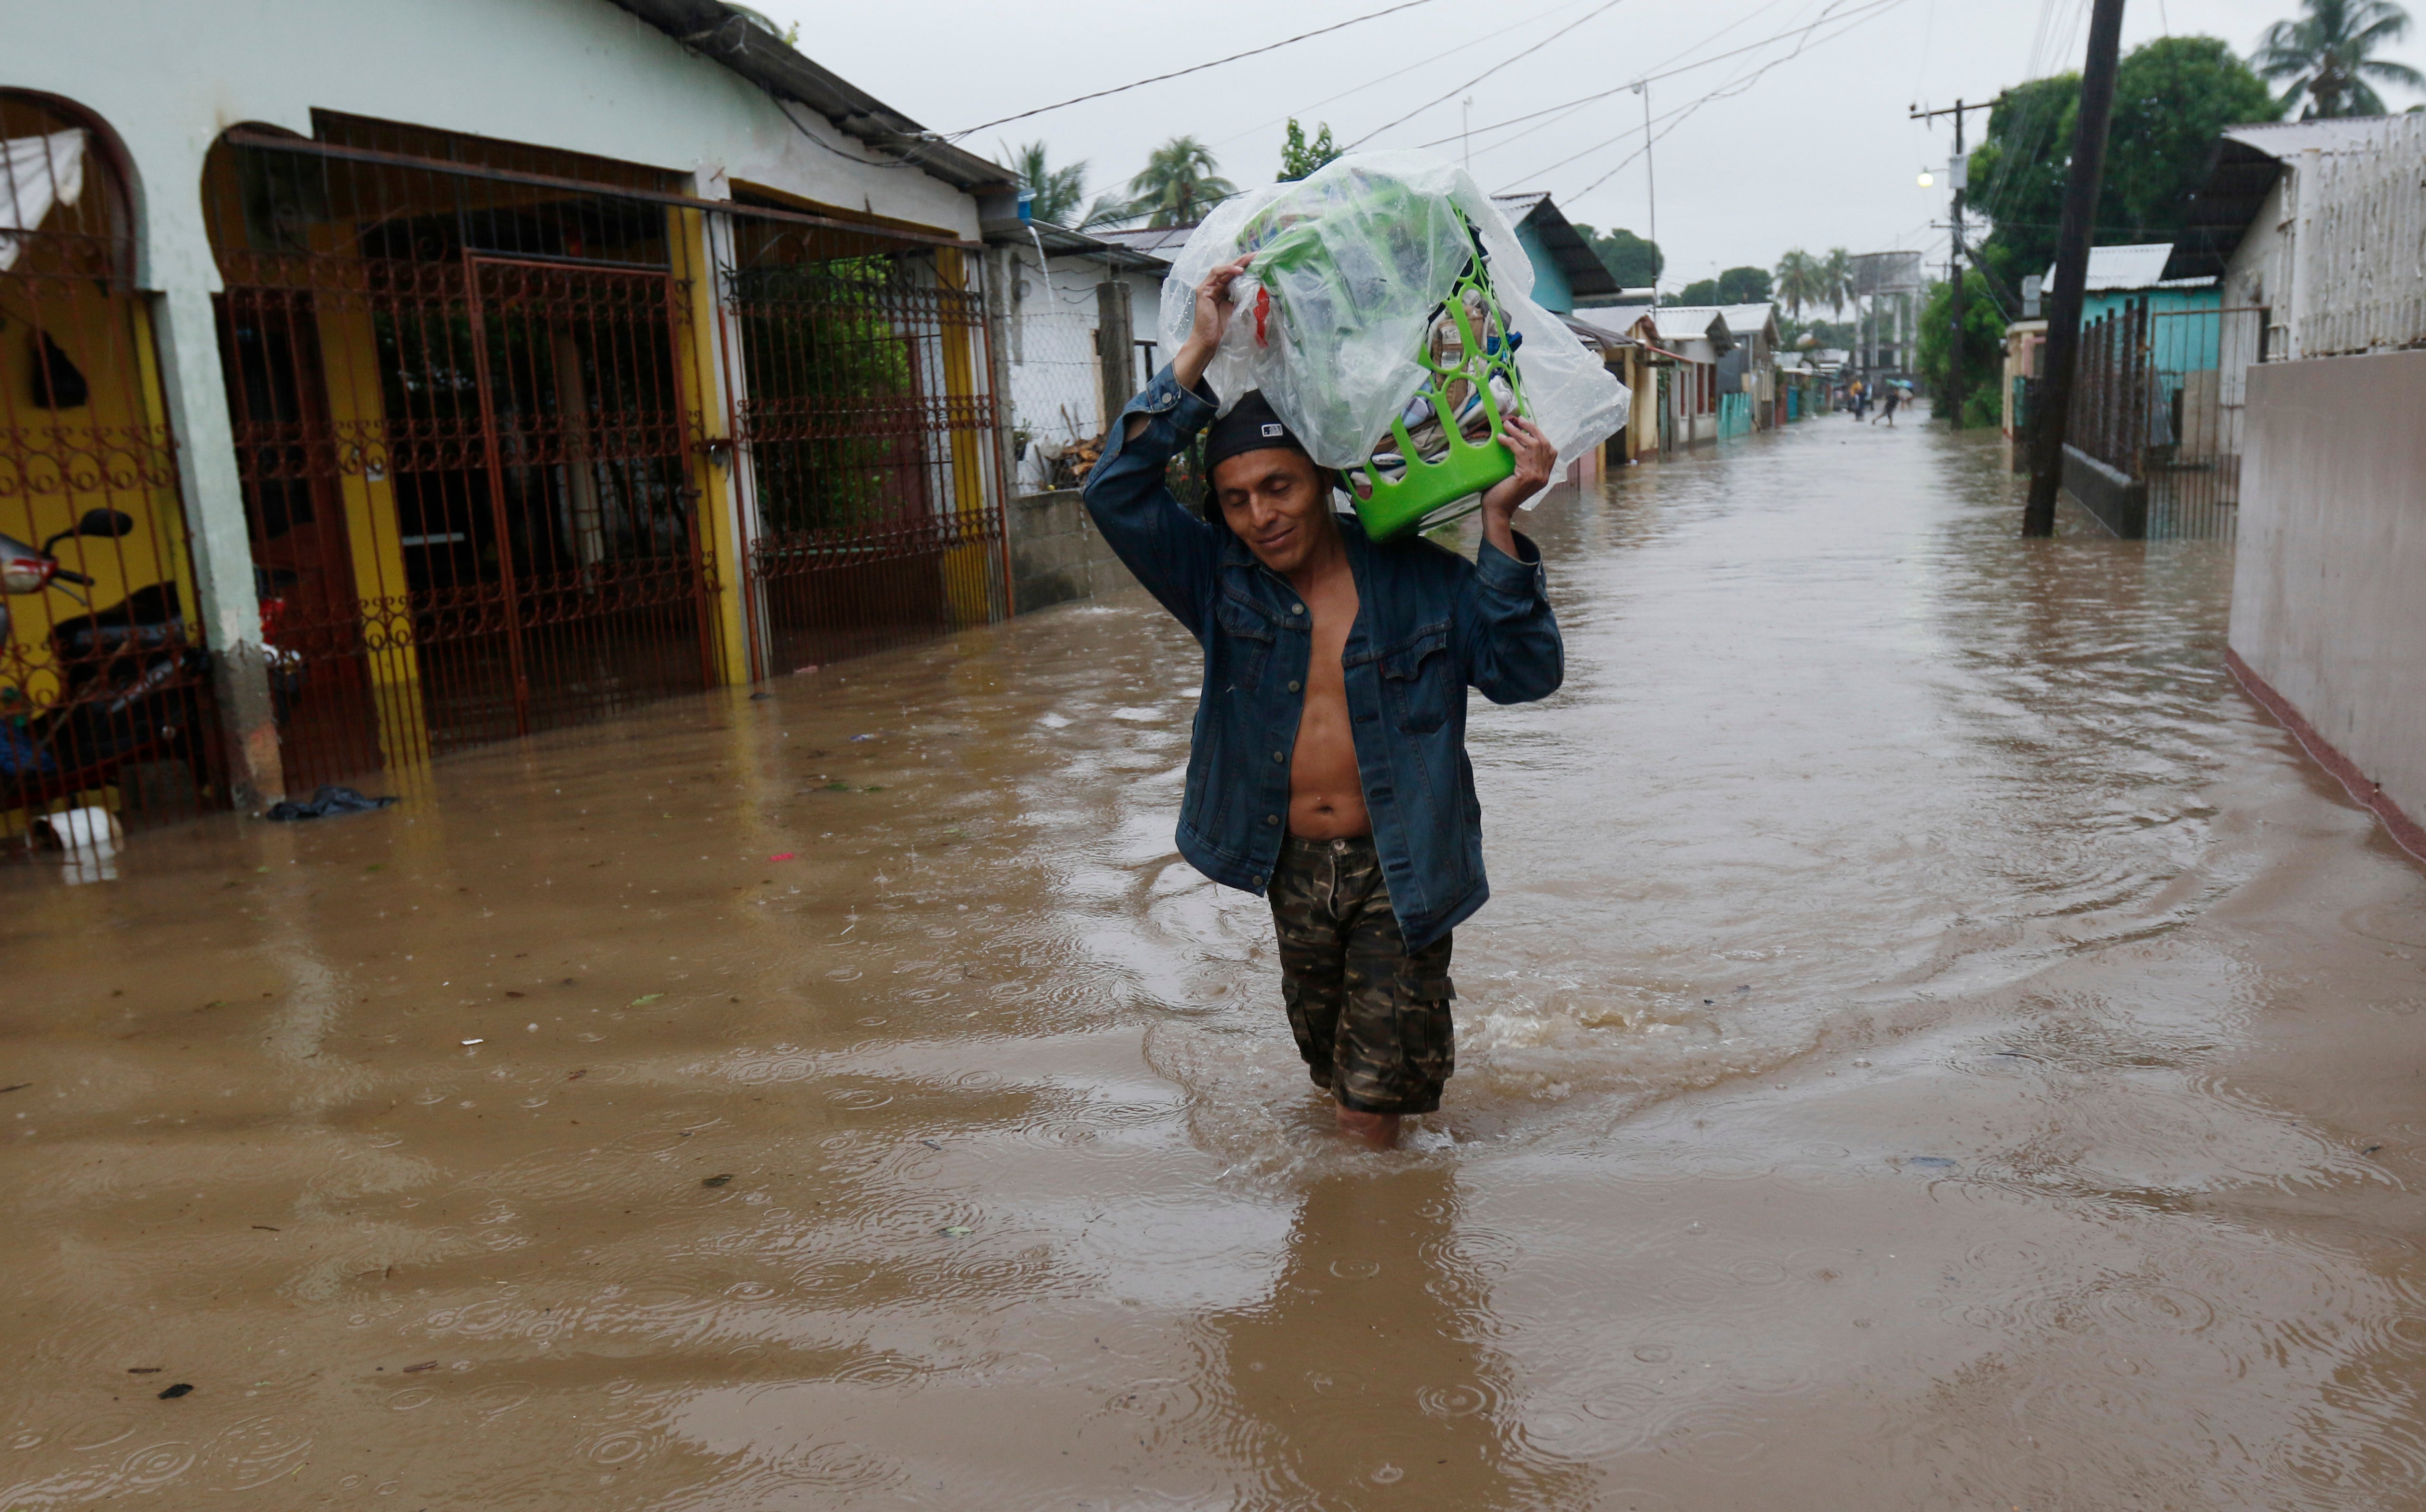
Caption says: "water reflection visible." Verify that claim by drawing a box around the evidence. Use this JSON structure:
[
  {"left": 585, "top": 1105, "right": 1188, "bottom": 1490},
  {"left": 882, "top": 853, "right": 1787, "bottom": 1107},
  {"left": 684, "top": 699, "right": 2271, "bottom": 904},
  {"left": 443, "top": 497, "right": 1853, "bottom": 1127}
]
[{"left": 1213, "top": 1167, "right": 1593, "bottom": 1509}]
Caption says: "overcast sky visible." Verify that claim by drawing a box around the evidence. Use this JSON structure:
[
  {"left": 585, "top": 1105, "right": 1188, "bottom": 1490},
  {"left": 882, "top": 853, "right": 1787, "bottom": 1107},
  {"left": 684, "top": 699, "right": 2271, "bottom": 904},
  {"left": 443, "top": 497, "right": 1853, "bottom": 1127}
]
[{"left": 762, "top": 0, "right": 2425, "bottom": 288}]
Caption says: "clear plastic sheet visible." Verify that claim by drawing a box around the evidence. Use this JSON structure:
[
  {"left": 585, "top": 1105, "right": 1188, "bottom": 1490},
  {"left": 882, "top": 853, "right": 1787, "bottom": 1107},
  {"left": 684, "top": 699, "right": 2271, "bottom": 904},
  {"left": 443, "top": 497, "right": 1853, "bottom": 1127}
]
[{"left": 1159, "top": 151, "right": 1627, "bottom": 476}]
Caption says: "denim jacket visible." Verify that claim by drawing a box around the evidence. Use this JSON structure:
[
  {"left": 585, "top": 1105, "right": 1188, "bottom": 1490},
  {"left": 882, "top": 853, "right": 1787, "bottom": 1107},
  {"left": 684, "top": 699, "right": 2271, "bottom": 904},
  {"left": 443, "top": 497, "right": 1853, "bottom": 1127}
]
[{"left": 1081, "top": 366, "right": 1564, "bottom": 951}]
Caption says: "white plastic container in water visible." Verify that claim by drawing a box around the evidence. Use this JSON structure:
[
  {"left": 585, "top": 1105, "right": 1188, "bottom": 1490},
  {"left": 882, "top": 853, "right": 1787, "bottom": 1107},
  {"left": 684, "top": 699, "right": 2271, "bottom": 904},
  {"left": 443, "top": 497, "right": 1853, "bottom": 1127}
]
[
  {"left": 37, "top": 805, "right": 123, "bottom": 885},
  {"left": 39, "top": 805, "right": 123, "bottom": 851}
]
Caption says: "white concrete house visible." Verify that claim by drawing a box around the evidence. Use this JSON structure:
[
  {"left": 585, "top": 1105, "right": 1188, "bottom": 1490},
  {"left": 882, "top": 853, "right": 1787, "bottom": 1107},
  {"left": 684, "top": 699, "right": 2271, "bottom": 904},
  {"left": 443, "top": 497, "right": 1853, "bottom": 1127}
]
[{"left": 8, "top": 0, "right": 1026, "bottom": 819}]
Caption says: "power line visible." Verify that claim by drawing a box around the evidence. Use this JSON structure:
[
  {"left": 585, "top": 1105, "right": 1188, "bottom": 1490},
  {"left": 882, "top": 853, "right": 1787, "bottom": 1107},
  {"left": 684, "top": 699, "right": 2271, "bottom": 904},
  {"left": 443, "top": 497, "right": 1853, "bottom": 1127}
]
[
  {"left": 1407, "top": 0, "right": 1908, "bottom": 154},
  {"left": 946, "top": 0, "right": 1447, "bottom": 139},
  {"left": 1506, "top": 0, "right": 1911, "bottom": 198},
  {"left": 1207, "top": 0, "right": 1605, "bottom": 152},
  {"left": 1337, "top": 0, "right": 1632, "bottom": 151}
]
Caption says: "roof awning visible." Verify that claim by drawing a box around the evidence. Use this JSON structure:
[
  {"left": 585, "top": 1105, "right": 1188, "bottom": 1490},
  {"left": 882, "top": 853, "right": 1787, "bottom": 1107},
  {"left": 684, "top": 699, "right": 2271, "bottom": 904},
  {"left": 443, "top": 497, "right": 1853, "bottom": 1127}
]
[{"left": 604, "top": 0, "right": 1014, "bottom": 194}]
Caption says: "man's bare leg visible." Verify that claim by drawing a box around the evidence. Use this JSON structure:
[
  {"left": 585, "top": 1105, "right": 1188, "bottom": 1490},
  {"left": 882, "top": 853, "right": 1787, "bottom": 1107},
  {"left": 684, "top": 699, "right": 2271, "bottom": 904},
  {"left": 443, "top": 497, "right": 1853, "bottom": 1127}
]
[{"left": 1335, "top": 1103, "right": 1401, "bottom": 1149}]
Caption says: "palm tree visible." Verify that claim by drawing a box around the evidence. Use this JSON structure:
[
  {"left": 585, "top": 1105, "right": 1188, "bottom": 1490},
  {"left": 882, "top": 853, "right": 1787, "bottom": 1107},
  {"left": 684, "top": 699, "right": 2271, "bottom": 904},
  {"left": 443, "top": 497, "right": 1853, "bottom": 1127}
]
[
  {"left": 1012, "top": 142, "right": 1088, "bottom": 226},
  {"left": 1774, "top": 249, "right": 1824, "bottom": 319},
  {"left": 1820, "top": 248, "right": 1856, "bottom": 316},
  {"left": 2252, "top": 0, "right": 2425, "bottom": 117},
  {"left": 1008, "top": 143, "right": 1129, "bottom": 230},
  {"left": 1124, "top": 136, "right": 1239, "bottom": 229}
]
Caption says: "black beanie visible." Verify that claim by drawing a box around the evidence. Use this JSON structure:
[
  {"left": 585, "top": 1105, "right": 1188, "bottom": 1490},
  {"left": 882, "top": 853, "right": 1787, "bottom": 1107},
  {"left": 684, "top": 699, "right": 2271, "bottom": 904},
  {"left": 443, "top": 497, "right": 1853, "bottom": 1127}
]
[{"left": 1204, "top": 390, "right": 1309, "bottom": 475}]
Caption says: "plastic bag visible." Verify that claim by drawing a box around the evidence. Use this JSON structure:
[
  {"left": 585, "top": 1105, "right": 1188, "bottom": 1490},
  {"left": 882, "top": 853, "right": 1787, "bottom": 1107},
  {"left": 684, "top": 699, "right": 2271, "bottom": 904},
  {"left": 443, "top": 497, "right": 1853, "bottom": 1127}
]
[{"left": 1159, "top": 150, "right": 1627, "bottom": 477}]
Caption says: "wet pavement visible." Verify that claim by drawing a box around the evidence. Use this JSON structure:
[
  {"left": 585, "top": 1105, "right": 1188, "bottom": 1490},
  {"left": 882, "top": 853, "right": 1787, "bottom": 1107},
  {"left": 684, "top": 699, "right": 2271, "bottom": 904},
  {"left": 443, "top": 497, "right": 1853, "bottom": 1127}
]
[{"left": 7, "top": 415, "right": 2426, "bottom": 1508}]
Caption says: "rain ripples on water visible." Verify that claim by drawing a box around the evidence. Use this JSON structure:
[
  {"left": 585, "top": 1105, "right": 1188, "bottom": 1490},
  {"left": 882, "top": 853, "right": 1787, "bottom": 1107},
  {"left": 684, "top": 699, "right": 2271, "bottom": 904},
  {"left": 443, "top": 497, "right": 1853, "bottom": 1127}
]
[{"left": 5, "top": 421, "right": 2426, "bottom": 1507}]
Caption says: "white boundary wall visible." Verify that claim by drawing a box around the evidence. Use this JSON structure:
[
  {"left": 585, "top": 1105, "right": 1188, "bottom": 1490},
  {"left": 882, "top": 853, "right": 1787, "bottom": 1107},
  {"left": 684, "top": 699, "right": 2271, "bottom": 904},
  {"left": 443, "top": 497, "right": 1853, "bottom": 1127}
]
[{"left": 2230, "top": 349, "right": 2426, "bottom": 840}]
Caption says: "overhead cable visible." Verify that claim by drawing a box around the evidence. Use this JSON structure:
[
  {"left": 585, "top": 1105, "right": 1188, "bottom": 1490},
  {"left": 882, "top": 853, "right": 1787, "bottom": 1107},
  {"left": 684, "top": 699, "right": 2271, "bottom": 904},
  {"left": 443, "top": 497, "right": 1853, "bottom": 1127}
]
[
  {"left": 1337, "top": 0, "right": 1632, "bottom": 152},
  {"left": 1209, "top": 0, "right": 1606, "bottom": 152},
  {"left": 1412, "top": 0, "right": 1907, "bottom": 154},
  {"left": 1511, "top": 0, "right": 1913, "bottom": 198},
  {"left": 947, "top": 0, "right": 1447, "bottom": 139}
]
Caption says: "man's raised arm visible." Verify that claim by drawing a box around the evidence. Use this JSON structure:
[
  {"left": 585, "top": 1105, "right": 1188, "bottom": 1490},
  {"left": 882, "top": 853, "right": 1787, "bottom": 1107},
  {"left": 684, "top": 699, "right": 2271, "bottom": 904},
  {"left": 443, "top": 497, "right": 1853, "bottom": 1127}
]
[{"left": 1079, "top": 255, "right": 1254, "bottom": 635}]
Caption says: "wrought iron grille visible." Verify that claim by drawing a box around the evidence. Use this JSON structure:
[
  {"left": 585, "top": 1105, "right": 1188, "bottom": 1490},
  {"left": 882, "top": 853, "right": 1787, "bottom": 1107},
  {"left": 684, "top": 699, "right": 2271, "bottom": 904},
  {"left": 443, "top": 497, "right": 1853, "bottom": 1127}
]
[
  {"left": 3, "top": 92, "right": 221, "bottom": 850},
  {"left": 204, "top": 121, "right": 724, "bottom": 789},
  {"left": 714, "top": 207, "right": 1006, "bottom": 677},
  {"left": 2067, "top": 300, "right": 2265, "bottom": 541}
]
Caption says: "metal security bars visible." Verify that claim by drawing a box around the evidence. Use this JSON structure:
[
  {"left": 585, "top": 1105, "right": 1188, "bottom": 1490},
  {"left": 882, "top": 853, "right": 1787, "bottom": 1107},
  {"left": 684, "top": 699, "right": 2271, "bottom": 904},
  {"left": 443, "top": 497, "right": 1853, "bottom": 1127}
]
[
  {"left": 713, "top": 204, "right": 1005, "bottom": 678},
  {"left": 2067, "top": 300, "right": 2265, "bottom": 541},
  {"left": 205, "top": 120, "right": 724, "bottom": 790},
  {"left": 2, "top": 92, "right": 221, "bottom": 851},
  {"left": 201, "top": 116, "right": 1008, "bottom": 795}
]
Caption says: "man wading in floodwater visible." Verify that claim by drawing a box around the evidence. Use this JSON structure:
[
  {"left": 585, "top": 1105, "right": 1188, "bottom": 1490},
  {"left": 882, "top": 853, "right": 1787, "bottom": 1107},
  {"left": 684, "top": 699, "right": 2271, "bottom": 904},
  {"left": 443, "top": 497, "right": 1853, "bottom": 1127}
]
[{"left": 1084, "top": 254, "right": 1564, "bottom": 1150}]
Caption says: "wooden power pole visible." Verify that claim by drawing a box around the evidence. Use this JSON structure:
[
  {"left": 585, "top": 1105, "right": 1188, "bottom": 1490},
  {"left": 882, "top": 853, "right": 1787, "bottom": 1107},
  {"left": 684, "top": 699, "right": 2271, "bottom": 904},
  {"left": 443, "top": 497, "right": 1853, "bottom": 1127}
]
[{"left": 2024, "top": 0, "right": 2129, "bottom": 536}]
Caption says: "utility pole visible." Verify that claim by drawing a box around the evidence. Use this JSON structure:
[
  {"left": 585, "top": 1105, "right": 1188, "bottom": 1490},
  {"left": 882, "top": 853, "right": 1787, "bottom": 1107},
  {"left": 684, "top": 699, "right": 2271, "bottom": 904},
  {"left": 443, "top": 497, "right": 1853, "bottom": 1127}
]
[
  {"left": 1911, "top": 96, "right": 1997, "bottom": 428},
  {"left": 1462, "top": 96, "right": 1474, "bottom": 170},
  {"left": 2025, "top": 0, "right": 2128, "bottom": 536},
  {"left": 1634, "top": 81, "right": 1657, "bottom": 296}
]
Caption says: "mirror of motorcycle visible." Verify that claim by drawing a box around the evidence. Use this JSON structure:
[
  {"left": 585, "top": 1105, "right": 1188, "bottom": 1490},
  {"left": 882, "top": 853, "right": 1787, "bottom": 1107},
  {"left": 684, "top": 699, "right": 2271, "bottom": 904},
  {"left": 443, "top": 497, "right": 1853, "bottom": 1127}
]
[{"left": 41, "top": 509, "right": 137, "bottom": 557}]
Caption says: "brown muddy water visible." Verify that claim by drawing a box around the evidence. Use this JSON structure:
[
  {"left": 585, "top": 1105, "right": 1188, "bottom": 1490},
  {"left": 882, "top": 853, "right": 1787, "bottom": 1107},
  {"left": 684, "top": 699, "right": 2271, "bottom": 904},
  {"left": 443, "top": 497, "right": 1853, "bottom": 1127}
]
[{"left": 7, "top": 419, "right": 2426, "bottom": 1510}]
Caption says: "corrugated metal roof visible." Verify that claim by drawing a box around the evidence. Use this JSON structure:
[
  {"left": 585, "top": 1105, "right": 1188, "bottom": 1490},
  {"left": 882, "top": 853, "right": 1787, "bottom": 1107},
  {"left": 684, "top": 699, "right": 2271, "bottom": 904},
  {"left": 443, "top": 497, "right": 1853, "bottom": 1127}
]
[
  {"left": 2044, "top": 243, "right": 2176, "bottom": 291},
  {"left": 1652, "top": 306, "right": 1735, "bottom": 346},
  {"left": 2222, "top": 117, "right": 2407, "bottom": 158},
  {"left": 1720, "top": 302, "right": 1778, "bottom": 334},
  {"left": 2166, "top": 118, "right": 2406, "bottom": 281},
  {"left": 1562, "top": 312, "right": 1639, "bottom": 347},
  {"left": 1091, "top": 224, "right": 1199, "bottom": 257},
  {"left": 1017, "top": 223, "right": 1173, "bottom": 271},
  {"left": 1488, "top": 192, "right": 1619, "bottom": 299}
]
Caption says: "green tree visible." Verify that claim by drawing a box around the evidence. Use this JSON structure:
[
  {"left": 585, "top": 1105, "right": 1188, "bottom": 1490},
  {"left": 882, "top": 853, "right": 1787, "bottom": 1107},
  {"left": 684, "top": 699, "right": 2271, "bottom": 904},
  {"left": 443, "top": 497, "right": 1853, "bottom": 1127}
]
[
  {"left": 1012, "top": 141, "right": 1088, "bottom": 226},
  {"left": 1277, "top": 118, "right": 1341, "bottom": 181},
  {"left": 1570, "top": 223, "right": 1663, "bottom": 287},
  {"left": 2252, "top": 0, "right": 2425, "bottom": 116},
  {"left": 1820, "top": 248, "right": 1855, "bottom": 314},
  {"left": 1970, "top": 37, "right": 2281, "bottom": 278},
  {"left": 1916, "top": 270, "right": 2007, "bottom": 426},
  {"left": 1716, "top": 265, "right": 1773, "bottom": 304},
  {"left": 1774, "top": 249, "right": 1825, "bottom": 318},
  {"left": 1126, "top": 136, "right": 1238, "bottom": 229},
  {"left": 1010, "top": 142, "right": 1128, "bottom": 229},
  {"left": 1671, "top": 277, "right": 1720, "bottom": 306}
]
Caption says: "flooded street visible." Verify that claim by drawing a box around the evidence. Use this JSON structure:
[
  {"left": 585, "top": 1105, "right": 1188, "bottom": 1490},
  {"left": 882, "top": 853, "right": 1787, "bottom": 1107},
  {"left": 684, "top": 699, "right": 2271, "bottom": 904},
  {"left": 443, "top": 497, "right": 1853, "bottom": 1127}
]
[{"left": 10, "top": 416, "right": 2426, "bottom": 1509}]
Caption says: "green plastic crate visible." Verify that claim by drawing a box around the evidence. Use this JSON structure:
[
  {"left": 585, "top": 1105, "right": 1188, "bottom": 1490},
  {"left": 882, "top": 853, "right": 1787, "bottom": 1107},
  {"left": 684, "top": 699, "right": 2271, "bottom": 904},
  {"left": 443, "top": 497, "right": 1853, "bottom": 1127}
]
[{"left": 1345, "top": 224, "right": 1530, "bottom": 542}]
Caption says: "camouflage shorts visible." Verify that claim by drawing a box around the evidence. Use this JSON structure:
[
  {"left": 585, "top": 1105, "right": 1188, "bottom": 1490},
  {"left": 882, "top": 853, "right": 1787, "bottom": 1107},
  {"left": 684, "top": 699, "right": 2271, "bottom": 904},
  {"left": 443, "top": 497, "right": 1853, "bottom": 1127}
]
[{"left": 1268, "top": 834, "right": 1457, "bottom": 1116}]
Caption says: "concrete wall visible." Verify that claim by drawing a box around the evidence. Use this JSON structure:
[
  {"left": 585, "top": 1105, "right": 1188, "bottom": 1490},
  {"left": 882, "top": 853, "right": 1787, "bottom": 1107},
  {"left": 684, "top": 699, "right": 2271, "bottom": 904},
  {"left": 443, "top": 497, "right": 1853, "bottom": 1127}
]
[
  {"left": 2230, "top": 350, "right": 2426, "bottom": 852},
  {"left": 1009, "top": 490, "right": 1141, "bottom": 613}
]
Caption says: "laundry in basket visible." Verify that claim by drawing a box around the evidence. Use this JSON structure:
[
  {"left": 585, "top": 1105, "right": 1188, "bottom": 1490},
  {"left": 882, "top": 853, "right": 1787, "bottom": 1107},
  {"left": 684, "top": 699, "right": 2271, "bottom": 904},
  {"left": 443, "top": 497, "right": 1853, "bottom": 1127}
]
[{"left": 1161, "top": 151, "right": 1627, "bottom": 539}]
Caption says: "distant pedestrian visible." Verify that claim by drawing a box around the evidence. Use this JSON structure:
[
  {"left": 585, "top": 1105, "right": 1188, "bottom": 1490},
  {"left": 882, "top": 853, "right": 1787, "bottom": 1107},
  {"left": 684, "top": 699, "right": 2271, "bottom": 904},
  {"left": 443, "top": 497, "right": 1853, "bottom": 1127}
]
[
  {"left": 1872, "top": 387, "right": 1901, "bottom": 426},
  {"left": 1849, "top": 379, "right": 1867, "bottom": 420}
]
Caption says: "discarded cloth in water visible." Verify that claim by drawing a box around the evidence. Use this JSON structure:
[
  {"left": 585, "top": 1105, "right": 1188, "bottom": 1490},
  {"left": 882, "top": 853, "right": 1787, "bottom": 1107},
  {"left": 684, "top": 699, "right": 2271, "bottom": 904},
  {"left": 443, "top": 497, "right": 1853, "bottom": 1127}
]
[
  {"left": 1161, "top": 150, "right": 1626, "bottom": 477},
  {"left": 264, "top": 785, "right": 400, "bottom": 821}
]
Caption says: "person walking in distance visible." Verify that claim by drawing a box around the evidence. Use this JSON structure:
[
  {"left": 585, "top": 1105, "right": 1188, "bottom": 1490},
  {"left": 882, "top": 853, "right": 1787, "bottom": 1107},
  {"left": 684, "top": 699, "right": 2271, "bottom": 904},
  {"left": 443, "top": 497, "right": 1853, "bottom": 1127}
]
[
  {"left": 1872, "top": 385, "right": 1901, "bottom": 426},
  {"left": 1083, "top": 255, "right": 1565, "bottom": 1149}
]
